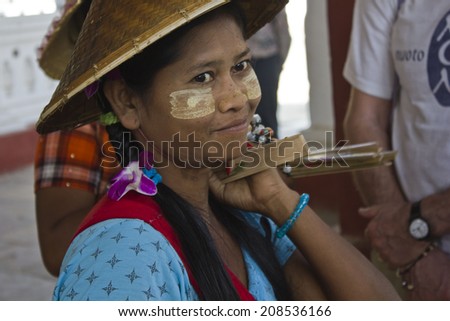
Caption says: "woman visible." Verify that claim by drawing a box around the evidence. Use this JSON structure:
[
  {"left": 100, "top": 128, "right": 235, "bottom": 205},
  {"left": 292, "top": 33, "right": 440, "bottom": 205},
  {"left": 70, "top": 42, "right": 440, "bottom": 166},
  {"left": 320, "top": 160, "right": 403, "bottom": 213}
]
[{"left": 37, "top": 0, "right": 399, "bottom": 300}]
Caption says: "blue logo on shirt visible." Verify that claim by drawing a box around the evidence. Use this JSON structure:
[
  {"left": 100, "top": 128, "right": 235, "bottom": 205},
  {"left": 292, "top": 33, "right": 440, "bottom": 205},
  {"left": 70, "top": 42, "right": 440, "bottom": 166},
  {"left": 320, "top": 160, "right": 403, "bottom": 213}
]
[{"left": 428, "top": 11, "right": 450, "bottom": 107}]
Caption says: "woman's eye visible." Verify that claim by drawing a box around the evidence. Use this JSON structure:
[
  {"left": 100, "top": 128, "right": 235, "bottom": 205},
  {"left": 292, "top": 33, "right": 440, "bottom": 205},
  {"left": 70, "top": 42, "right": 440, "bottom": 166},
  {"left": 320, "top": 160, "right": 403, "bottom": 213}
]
[
  {"left": 233, "top": 60, "right": 251, "bottom": 72},
  {"left": 193, "top": 72, "right": 213, "bottom": 83}
]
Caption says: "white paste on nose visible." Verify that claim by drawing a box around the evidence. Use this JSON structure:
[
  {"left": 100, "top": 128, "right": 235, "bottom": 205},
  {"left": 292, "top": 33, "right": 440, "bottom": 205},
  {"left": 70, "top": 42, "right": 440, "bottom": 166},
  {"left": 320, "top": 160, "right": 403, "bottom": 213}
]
[
  {"left": 242, "top": 70, "right": 261, "bottom": 100},
  {"left": 169, "top": 88, "right": 216, "bottom": 119}
]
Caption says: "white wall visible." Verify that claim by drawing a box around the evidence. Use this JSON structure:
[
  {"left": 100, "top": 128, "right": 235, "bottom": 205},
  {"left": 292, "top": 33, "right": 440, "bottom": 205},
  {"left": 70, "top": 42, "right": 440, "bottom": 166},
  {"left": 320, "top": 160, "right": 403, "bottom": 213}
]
[
  {"left": 0, "top": 13, "right": 58, "bottom": 135},
  {"left": 277, "top": 0, "right": 311, "bottom": 139},
  {"left": 278, "top": 0, "right": 335, "bottom": 145}
]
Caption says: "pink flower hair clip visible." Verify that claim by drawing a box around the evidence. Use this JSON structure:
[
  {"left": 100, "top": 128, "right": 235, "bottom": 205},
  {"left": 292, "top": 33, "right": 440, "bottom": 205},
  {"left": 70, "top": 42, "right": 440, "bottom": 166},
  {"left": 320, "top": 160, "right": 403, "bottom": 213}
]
[{"left": 107, "top": 152, "right": 162, "bottom": 201}]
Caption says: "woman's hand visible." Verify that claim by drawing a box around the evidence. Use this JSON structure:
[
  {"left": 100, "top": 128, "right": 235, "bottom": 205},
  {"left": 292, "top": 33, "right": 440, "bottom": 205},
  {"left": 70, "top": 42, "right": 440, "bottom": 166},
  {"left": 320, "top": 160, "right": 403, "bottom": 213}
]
[{"left": 209, "top": 167, "right": 298, "bottom": 222}]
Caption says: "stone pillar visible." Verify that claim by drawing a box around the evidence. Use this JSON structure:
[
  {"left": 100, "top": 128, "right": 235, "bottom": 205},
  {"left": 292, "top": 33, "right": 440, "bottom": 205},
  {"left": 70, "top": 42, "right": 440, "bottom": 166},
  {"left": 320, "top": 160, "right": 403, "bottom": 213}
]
[{"left": 303, "top": 0, "right": 334, "bottom": 147}]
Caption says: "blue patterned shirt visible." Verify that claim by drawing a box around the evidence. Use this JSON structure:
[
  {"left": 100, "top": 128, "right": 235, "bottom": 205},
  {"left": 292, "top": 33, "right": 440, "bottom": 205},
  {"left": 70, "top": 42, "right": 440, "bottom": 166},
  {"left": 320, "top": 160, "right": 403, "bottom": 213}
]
[{"left": 53, "top": 212, "right": 296, "bottom": 300}]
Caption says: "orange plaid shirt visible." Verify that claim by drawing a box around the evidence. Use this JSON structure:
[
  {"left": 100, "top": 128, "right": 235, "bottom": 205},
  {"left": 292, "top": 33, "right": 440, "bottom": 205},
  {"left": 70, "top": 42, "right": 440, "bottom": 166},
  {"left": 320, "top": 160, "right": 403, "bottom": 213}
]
[{"left": 34, "top": 123, "right": 120, "bottom": 198}]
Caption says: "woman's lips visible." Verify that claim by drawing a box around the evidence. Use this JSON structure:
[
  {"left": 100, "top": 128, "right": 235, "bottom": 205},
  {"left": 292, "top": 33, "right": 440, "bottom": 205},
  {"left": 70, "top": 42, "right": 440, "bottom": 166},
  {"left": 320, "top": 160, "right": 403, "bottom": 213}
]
[{"left": 214, "top": 118, "right": 249, "bottom": 134}]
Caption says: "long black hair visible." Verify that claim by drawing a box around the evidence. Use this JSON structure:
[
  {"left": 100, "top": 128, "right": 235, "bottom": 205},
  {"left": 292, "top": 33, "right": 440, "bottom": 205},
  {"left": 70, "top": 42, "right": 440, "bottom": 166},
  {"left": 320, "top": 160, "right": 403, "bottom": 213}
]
[{"left": 101, "top": 3, "right": 291, "bottom": 300}]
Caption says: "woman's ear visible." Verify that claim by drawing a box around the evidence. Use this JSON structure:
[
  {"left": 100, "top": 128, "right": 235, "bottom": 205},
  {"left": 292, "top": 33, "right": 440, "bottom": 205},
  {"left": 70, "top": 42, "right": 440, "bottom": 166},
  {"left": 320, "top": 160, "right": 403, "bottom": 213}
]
[{"left": 102, "top": 79, "right": 140, "bottom": 130}]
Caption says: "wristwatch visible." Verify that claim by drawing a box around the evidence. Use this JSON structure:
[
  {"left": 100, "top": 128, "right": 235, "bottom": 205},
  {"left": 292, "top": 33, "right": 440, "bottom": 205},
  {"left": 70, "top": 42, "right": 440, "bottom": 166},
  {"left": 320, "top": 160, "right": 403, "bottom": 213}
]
[{"left": 408, "top": 201, "right": 430, "bottom": 240}]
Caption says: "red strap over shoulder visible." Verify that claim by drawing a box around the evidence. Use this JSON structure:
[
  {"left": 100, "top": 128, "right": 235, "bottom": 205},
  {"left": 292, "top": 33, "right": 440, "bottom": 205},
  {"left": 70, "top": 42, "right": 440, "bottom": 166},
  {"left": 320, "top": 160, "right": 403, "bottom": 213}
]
[
  {"left": 74, "top": 191, "right": 255, "bottom": 301},
  {"left": 74, "top": 191, "right": 165, "bottom": 238}
]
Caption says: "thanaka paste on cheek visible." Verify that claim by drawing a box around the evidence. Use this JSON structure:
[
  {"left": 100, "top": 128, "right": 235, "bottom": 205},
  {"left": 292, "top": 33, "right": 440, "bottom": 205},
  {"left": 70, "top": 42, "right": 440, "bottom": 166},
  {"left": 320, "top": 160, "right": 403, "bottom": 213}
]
[
  {"left": 242, "top": 70, "right": 261, "bottom": 100},
  {"left": 169, "top": 88, "right": 216, "bottom": 119}
]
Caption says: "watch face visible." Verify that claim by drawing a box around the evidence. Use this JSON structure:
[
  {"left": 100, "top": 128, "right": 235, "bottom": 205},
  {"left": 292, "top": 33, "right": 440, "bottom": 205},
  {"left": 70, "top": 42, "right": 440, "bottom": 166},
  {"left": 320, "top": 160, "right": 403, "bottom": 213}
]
[{"left": 409, "top": 218, "right": 429, "bottom": 240}]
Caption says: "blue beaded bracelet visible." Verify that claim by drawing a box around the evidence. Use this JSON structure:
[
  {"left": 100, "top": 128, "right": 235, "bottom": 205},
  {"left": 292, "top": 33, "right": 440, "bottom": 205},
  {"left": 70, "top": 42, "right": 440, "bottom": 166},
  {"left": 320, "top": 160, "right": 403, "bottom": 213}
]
[{"left": 276, "top": 193, "right": 310, "bottom": 238}]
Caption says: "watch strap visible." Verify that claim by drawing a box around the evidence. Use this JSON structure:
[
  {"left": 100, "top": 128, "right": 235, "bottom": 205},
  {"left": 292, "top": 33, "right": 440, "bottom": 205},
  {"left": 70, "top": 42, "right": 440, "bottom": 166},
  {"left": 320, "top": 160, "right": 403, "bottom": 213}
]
[{"left": 409, "top": 201, "right": 421, "bottom": 222}]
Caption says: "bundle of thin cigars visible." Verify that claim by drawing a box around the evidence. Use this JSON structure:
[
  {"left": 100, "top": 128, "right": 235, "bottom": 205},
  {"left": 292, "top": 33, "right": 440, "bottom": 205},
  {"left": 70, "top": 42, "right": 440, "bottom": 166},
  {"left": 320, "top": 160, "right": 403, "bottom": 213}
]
[{"left": 214, "top": 133, "right": 396, "bottom": 183}]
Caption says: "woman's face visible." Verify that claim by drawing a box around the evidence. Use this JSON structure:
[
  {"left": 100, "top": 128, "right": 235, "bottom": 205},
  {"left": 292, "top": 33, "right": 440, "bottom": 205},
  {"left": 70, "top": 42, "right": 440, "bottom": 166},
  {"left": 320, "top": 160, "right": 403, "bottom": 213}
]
[{"left": 134, "top": 12, "right": 261, "bottom": 168}]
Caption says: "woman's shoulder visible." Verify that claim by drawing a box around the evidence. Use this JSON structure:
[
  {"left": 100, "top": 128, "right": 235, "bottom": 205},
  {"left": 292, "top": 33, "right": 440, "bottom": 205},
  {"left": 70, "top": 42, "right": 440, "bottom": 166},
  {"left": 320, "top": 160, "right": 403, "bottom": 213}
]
[{"left": 54, "top": 218, "right": 197, "bottom": 301}]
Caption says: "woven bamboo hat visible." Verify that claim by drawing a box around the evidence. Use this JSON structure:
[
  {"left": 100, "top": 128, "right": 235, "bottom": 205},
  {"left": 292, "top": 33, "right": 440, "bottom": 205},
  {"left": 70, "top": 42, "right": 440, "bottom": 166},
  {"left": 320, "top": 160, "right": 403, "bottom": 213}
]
[
  {"left": 36, "top": 0, "right": 288, "bottom": 134},
  {"left": 38, "top": 0, "right": 92, "bottom": 79}
]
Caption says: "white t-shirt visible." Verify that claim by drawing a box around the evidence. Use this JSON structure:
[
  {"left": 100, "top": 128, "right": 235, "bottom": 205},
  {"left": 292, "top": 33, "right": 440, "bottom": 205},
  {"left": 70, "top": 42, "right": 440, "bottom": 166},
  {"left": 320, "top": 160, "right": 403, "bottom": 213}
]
[{"left": 344, "top": 0, "right": 450, "bottom": 252}]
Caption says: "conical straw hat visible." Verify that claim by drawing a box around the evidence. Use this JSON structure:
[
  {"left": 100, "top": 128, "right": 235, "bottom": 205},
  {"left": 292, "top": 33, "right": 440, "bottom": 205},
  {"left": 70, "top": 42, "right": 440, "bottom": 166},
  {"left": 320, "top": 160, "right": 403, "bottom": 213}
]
[
  {"left": 38, "top": 0, "right": 92, "bottom": 80},
  {"left": 36, "top": 0, "right": 288, "bottom": 134}
]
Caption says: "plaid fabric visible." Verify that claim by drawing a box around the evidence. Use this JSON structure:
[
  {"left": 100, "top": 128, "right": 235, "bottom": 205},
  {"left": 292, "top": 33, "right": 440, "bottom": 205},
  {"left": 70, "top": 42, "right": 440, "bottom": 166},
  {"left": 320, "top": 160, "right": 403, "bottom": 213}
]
[{"left": 34, "top": 123, "right": 120, "bottom": 198}]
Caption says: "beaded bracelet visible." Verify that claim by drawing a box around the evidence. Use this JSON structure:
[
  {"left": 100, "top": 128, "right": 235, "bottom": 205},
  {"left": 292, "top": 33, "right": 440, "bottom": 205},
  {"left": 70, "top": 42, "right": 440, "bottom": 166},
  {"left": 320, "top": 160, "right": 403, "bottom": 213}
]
[
  {"left": 276, "top": 193, "right": 310, "bottom": 238},
  {"left": 396, "top": 241, "right": 437, "bottom": 290}
]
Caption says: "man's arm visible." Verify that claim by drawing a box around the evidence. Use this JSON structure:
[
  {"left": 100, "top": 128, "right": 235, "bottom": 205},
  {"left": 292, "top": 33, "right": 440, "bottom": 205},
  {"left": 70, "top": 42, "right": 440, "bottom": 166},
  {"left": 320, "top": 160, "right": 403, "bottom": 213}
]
[
  {"left": 422, "top": 189, "right": 450, "bottom": 236},
  {"left": 343, "top": 87, "right": 450, "bottom": 267},
  {"left": 343, "top": 87, "right": 405, "bottom": 205},
  {"left": 344, "top": 87, "right": 450, "bottom": 237}
]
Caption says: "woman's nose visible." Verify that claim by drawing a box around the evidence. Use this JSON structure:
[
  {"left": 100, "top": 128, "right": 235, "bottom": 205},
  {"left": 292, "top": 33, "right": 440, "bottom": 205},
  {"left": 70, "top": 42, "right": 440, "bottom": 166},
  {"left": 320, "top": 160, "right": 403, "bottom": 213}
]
[{"left": 216, "top": 78, "right": 248, "bottom": 113}]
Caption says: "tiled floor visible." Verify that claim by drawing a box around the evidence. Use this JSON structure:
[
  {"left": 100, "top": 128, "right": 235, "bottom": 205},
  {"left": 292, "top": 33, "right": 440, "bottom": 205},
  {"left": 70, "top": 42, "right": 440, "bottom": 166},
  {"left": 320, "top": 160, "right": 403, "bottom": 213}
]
[{"left": 0, "top": 166, "right": 56, "bottom": 300}]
